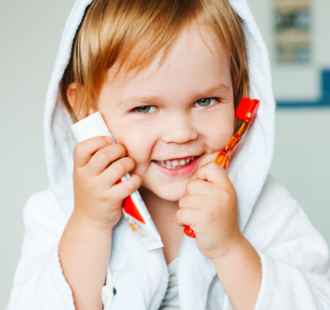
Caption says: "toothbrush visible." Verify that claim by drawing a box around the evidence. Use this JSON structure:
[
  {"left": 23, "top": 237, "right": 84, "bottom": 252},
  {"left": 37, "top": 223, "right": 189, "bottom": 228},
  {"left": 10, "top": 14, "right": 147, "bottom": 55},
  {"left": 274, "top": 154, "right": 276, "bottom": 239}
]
[{"left": 183, "top": 97, "right": 260, "bottom": 238}]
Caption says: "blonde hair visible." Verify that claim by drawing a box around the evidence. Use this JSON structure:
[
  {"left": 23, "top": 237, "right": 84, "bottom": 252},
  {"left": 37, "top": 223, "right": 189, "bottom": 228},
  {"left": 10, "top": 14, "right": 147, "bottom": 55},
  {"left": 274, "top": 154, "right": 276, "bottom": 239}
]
[{"left": 62, "top": 0, "right": 249, "bottom": 122}]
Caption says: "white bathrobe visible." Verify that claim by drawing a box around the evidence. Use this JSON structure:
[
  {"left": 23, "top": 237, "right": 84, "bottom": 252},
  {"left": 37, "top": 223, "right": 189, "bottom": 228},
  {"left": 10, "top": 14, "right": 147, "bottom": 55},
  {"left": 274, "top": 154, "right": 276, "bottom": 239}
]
[{"left": 5, "top": 0, "right": 330, "bottom": 309}]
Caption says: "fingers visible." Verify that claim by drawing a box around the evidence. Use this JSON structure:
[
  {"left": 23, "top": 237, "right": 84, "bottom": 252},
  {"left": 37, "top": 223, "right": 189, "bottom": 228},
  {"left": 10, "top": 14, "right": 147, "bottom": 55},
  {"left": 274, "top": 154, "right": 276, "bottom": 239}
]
[
  {"left": 99, "top": 157, "right": 136, "bottom": 188},
  {"left": 73, "top": 136, "right": 112, "bottom": 168},
  {"left": 186, "top": 179, "right": 217, "bottom": 196},
  {"left": 87, "top": 144, "right": 127, "bottom": 177},
  {"left": 196, "top": 162, "right": 228, "bottom": 185},
  {"left": 176, "top": 197, "right": 220, "bottom": 232},
  {"left": 175, "top": 207, "right": 199, "bottom": 228},
  {"left": 179, "top": 194, "right": 204, "bottom": 210},
  {"left": 109, "top": 174, "right": 142, "bottom": 202}
]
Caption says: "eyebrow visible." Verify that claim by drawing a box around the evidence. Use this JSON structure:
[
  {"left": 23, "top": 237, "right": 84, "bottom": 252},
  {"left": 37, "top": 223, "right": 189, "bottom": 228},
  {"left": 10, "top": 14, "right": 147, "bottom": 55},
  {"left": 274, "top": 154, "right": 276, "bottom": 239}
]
[
  {"left": 201, "top": 83, "right": 230, "bottom": 94},
  {"left": 117, "top": 95, "right": 158, "bottom": 107},
  {"left": 117, "top": 83, "right": 230, "bottom": 106}
]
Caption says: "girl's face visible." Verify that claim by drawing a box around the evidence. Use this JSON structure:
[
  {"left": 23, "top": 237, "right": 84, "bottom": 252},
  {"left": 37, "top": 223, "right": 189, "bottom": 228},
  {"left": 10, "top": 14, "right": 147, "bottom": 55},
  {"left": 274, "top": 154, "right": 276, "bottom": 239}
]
[{"left": 98, "top": 25, "right": 235, "bottom": 201}]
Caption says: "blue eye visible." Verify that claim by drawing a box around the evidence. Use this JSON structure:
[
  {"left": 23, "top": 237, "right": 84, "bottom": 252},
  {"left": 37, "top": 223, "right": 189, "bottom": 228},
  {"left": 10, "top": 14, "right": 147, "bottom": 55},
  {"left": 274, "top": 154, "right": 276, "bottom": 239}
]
[
  {"left": 135, "top": 106, "right": 156, "bottom": 113},
  {"left": 194, "top": 98, "right": 218, "bottom": 107}
]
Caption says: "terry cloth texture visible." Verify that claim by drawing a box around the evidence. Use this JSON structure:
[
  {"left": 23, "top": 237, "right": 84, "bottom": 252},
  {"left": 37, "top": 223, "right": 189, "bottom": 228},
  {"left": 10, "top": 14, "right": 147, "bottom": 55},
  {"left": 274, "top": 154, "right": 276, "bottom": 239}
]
[{"left": 159, "top": 256, "right": 180, "bottom": 309}]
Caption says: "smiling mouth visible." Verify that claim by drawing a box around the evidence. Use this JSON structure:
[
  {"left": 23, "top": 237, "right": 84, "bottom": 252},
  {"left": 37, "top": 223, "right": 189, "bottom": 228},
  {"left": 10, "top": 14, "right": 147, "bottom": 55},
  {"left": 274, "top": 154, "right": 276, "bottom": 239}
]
[{"left": 153, "top": 156, "right": 197, "bottom": 170}]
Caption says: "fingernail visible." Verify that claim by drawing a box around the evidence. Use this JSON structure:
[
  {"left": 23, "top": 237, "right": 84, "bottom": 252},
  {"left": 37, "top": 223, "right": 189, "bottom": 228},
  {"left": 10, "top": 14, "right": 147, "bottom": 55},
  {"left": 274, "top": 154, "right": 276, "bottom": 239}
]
[{"left": 105, "top": 136, "right": 112, "bottom": 144}]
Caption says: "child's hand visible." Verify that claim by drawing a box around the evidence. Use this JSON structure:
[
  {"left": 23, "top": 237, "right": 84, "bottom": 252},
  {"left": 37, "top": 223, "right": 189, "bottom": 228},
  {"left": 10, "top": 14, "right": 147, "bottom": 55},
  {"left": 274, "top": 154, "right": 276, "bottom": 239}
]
[
  {"left": 72, "top": 136, "right": 142, "bottom": 229},
  {"left": 175, "top": 162, "right": 243, "bottom": 260}
]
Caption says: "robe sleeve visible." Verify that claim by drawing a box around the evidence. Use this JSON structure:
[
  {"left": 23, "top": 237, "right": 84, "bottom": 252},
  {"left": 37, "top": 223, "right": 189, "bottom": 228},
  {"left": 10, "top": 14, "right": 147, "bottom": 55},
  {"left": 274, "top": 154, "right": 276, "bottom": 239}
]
[
  {"left": 5, "top": 189, "right": 115, "bottom": 310},
  {"left": 223, "top": 176, "right": 330, "bottom": 309}
]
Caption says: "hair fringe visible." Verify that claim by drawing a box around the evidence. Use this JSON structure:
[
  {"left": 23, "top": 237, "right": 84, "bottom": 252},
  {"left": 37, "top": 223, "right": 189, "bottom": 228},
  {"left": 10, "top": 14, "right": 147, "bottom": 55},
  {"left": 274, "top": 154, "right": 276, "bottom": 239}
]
[{"left": 61, "top": 0, "right": 249, "bottom": 121}]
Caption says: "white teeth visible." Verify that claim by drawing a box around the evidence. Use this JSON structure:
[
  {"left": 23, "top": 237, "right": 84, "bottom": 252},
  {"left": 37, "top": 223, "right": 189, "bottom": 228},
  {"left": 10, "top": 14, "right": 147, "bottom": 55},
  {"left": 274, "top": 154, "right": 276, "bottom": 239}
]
[
  {"left": 172, "top": 160, "right": 179, "bottom": 167},
  {"left": 157, "top": 156, "right": 195, "bottom": 169}
]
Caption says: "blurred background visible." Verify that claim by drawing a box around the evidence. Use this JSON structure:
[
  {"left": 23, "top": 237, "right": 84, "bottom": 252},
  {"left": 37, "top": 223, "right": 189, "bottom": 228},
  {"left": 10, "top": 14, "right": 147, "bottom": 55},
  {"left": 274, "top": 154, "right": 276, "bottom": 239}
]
[{"left": 0, "top": 0, "right": 329, "bottom": 307}]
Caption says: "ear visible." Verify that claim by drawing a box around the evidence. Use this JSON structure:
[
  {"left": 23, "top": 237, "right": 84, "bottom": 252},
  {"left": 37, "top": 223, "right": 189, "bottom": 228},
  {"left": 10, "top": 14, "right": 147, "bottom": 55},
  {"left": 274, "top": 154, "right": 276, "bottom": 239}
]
[
  {"left": 66, "top": 82, "right": 95, "bottom": 120},
  {"left": 67, "top": 82, "right": 78, "bottom": 112}
]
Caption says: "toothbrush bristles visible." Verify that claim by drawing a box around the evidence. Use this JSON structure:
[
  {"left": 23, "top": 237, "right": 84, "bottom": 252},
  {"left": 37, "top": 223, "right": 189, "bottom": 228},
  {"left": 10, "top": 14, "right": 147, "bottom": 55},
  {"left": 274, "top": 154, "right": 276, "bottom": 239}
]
[{"left": 235, "top": 98, "right": 260, "bottom": 123}]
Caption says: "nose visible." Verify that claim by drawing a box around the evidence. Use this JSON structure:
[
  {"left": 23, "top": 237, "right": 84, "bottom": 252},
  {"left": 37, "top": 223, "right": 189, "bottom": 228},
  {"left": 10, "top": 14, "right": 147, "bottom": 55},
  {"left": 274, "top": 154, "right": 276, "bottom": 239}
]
[{"left": 161, "top": 113, "right": 198, "bottom": 144}]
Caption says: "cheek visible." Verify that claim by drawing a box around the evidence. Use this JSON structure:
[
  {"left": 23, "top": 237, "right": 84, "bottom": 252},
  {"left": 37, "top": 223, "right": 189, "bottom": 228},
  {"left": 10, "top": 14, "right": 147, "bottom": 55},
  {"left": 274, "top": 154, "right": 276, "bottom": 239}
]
[
  {"left": 199, "top": 113, "right": 235, "bottom": 153},
  {"left": 206, "top": 127, "right": 233, "bottom": 152},
  {"left": 195, "top": 109, "right": 235, "bottom": 167},
  {"left": 110, "top": 121, "right": 157, "bottom": 168}
]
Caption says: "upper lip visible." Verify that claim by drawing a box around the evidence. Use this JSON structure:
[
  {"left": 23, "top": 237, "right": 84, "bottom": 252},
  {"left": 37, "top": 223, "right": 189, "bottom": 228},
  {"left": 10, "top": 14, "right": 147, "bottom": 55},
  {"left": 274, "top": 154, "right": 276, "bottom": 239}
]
[{"left": 153, "top": 155, "right": 201, "bottom": 162}]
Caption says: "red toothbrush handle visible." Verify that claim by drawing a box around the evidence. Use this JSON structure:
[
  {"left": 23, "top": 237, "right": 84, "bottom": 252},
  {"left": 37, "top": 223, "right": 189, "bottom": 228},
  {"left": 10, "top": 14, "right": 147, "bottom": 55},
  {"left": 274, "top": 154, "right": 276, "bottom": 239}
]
[
  {"left": 183, "top": 145, "right": 232, "bottom": 238},
  {"left": 183, "top": 97, "right": 260, "bottom": 239},
  {"left": 184, "top": 225, "right": 196, "bottom": 238}
]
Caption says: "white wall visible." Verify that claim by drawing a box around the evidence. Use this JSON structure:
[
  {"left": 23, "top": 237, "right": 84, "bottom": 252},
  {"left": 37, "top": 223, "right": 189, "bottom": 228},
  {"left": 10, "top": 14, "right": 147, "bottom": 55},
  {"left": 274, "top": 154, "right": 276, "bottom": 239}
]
[
  {"left": 0, "top": 1, "right": 75, "bottom": 307},
  {"left": 248, "top": 0, "right": 330, "bottom": 101},
  {"left": 269, "top": 109, "right": 330, "bottom": 245},
  {"left": 247, "top": 0, "right": 330, "bottom": 243}
]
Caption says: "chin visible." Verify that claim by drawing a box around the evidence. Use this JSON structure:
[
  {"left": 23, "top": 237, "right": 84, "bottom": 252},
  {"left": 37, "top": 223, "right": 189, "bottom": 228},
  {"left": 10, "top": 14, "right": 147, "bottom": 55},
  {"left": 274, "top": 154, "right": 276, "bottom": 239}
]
[
  {"left": 158, "top": 191, "right": 185, "bottom": 202},
  {"left": 149, "top": 183, "right": 187, "bottom": 202}
]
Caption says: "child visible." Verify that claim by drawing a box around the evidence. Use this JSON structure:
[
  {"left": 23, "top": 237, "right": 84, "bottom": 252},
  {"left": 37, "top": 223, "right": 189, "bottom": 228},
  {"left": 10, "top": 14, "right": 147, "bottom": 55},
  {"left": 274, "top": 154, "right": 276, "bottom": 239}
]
[{"left": 6, "top": 0, "right": 330, "bottom": 309}]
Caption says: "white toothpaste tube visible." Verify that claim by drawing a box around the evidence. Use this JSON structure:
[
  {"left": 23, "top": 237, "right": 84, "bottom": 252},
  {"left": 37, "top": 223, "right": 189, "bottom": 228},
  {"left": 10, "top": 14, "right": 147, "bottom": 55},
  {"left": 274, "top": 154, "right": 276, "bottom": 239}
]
[{"left": 71, "top": 112, "right": 164, "bottom": 251}]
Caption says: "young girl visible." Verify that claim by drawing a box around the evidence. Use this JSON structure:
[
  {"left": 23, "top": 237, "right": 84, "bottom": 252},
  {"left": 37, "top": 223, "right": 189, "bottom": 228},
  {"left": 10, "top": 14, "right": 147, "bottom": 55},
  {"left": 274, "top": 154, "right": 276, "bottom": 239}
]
[{"left": 6, "top": 0, "right": 330, "bottom": 309}]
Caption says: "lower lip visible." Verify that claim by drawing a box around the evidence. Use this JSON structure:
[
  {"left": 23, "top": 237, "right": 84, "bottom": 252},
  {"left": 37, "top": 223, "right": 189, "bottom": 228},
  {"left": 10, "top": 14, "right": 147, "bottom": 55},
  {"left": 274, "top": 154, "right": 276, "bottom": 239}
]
[{"left": 153, "top": 157, "right": 200, "bottom": 177}]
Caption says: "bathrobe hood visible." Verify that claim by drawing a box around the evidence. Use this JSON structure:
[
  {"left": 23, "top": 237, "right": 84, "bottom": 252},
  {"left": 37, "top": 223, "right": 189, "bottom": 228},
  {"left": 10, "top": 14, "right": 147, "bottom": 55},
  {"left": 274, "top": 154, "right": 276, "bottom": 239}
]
[
  {"left": 45, "top": 0, "right": 275, "bottom": 229},
  {"left": 43, "top": 0, "right": 275, "bottom": 308}
]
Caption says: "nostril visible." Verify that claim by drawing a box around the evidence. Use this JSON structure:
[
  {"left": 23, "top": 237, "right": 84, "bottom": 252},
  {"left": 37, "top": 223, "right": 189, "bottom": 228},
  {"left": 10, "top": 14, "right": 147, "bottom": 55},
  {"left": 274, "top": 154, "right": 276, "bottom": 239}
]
[{"left": 113, "top": 287, "right": 117, "bottom": 296}]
